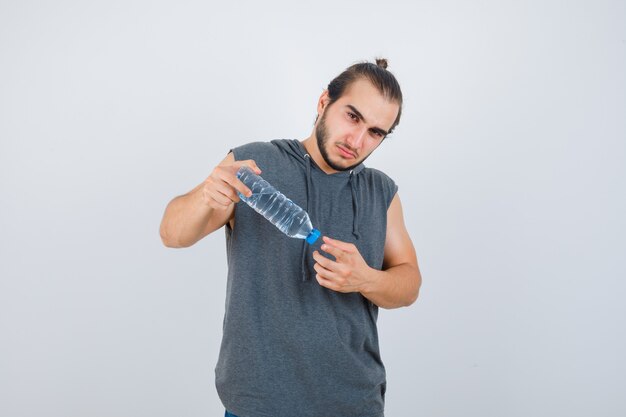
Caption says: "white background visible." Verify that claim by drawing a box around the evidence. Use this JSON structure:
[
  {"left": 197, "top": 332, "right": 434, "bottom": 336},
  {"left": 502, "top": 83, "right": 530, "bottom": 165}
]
[{"left": 1, "top": 1, "right": 625, "bottom": 416}]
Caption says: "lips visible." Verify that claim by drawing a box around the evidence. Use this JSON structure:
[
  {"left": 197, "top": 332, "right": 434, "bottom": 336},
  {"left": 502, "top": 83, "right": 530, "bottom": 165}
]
[{"left": 337, "top": 144, "right": 355, "bottom": 158}]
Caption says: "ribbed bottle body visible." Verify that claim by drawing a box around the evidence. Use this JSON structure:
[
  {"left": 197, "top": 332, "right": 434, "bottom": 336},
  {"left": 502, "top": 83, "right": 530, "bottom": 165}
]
[{"left": 237, "top": 166, "right": 318, "bottom": 241}]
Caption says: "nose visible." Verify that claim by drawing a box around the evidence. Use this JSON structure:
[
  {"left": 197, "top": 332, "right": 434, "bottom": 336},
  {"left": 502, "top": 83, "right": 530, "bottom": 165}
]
[{"left": 346, "top": 126, "right": 367, "bottom": 150}]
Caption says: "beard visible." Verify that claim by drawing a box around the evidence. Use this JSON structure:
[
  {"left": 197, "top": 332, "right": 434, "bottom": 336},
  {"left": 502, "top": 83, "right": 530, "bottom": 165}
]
[{"left": 315, "top": 111, "right": 370, "bottom": 172}]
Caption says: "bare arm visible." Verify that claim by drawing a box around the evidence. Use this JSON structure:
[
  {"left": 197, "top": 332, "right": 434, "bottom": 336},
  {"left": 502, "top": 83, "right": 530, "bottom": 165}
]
[
  {"left": 360, "top": 193, "right": 422, "bottom": 308},
  {"left": 159, "top": 153, "right": 261, "bottom": 248}
]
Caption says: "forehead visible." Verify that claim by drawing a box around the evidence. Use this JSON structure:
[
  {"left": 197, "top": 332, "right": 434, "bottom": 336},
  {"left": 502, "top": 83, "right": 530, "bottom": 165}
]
[{"left": 335, "top": 78, "right": 399, "bottom": 130}]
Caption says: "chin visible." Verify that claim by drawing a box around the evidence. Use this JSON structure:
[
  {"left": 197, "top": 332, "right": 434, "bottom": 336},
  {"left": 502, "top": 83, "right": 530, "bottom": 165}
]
[{"left": 332, "top": 157, "right": 362, "bottom": 172}]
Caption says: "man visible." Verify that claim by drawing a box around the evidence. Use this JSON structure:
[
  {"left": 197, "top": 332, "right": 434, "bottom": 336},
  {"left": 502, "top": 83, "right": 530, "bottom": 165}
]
[{"left": 160, "top": 58, "right": 422, "bottom": 417}]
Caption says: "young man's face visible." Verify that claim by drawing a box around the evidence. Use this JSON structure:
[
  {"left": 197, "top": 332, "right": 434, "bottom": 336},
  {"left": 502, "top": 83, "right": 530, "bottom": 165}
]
[{"left": 315, "top": 78, "right": 400, "bottom": 172}]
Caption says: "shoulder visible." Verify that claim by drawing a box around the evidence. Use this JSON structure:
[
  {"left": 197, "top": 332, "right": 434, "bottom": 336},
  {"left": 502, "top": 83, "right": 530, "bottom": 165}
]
[
  {"left": 231, "top": 140, "right": 275, "bottom": 159},
  {"left": 360, "top": 167, "right": 399, "bottom": 193},
  {"left": 359, "top": 167, "right": 399, "bottom": 208},
  {"left": 231, "top": 139, "right": 294, "bottom": 160},
  {"left": 230, "top": 139, "right": 295, "bottom": 160}
]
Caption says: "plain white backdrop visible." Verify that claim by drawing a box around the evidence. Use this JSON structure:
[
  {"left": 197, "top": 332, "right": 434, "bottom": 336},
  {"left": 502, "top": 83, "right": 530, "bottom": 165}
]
[{"left": 1, "top": 1, "right": 625, "bottom": 416}]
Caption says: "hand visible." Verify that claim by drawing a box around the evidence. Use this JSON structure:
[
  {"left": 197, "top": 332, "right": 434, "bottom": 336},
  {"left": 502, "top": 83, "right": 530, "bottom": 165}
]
[
  {"left": 202, "top": 159, "right": 262, "bottom": 210},
  {"left": 312, "top": 236, "right": 375, "bottom": 293}
]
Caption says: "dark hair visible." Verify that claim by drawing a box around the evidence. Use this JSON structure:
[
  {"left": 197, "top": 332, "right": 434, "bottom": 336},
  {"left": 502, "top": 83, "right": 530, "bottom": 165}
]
[{"left": 325, "top": 58, "right": 403, "bottom": 135}]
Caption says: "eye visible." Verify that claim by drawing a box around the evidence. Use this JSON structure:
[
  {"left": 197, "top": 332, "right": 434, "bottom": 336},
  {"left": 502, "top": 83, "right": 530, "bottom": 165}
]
[
  {"left": 371, "top": 130, "right": 384, "bottom": 139},
  {"left": 347, "top": 112, "right": 358, "bottom": 122}
]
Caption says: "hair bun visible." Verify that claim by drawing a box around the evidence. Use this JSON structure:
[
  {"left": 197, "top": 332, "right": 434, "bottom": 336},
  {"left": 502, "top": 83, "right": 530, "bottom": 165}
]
[{"left": 375, "top": 58, "right": 388, "bottom": 70}]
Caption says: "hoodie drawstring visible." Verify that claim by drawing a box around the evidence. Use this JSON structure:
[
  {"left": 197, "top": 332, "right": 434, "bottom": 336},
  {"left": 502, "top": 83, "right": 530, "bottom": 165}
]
[
  {"left": 349, "top": 171, "right": 361, "bottom": 240},
  {"left": 301, "top": 154, "right": 314, "bottom": 281}
]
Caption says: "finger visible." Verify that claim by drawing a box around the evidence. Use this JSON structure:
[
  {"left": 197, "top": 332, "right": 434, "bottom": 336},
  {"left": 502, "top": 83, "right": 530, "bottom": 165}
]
[
  {"left": 217, "top": 168, "right": 253, "bottom": 198},
  {"left": 322, "top": 236, "right": 355, "bottom": 253},
  {"left": 313, "top": 250, "right": 339, "bottom": 271},
  {"left": 204, "top": 181, "right": 235, "bottom": 207},
  {"left": 313, "top": 259, "right": 342, "bottom": 281},
  {"left": 211, "top": 179, "right": 242, "bottom": 203},
  {"left": 319, "top": 243, "right": 342, "bottom": 260},
  {"left": 226, "top": 162, "right": 263, "bottom": 196},
  {"left": 208, "top": 193, "right": 233, "bottom": 208},
  {"left": 315, "top": 274, "right": 339, "bottom": 291},
  {"left": 233, "top": 178, "right": 253, "bottom": 198}
]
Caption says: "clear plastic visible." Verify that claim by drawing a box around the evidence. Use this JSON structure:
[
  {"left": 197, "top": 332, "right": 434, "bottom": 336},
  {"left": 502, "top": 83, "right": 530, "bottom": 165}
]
[{"left": 236, "top": 166, "right": 320, "bottom": 244}]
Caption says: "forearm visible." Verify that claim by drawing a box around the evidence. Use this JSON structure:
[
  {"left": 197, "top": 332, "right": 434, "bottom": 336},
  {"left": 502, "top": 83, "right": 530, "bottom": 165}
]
[
  {"left": 159, "top": 185, "right": 223, "bottom": 248},
  {"left": 360, "top": 263, "right": 421, "bottom": 309}
]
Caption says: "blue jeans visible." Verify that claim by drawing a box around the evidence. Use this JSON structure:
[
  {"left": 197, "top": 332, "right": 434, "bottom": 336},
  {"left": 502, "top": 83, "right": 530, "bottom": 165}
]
[{"left": 225, "top": 411, "right": 238, "bottom": 417}]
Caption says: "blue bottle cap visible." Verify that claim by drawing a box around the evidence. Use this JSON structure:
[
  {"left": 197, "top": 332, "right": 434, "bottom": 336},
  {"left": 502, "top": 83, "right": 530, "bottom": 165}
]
[{"left": 306, "top": 228, "right": 321, "bottom": 245}]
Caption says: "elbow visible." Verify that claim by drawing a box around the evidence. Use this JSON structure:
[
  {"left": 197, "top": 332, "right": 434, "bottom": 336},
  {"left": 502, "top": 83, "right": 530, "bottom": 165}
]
[
  {"left": 160, "top": 223, "right": 182, "bottom": 248},
  {"left": 404, "top": 270, "right": 422, "bottom": 307},
  {"left": 378, "top": 288, "right": 420, "bottom": 310},
  {"left": 160, "top": 224, "right": 199, "bottom": 249},
  {"left": 404, "top": 288, "right": 420, "bottom": 307}
]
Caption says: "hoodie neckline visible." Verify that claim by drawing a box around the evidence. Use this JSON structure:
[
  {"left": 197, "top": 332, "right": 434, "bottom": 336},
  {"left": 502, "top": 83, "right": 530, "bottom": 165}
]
[{"left": 293, "top": 140, "right": 365, "bottom": 177}]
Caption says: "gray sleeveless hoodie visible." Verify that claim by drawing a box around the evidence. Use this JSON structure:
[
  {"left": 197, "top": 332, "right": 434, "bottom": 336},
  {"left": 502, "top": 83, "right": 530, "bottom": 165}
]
[{"left": 215, "top": 139, "right": 398, "bottom": 417}]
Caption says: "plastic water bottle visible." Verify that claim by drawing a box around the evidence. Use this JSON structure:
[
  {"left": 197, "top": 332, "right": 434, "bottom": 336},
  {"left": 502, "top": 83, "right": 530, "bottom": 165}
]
[{"left": 236, "top": 166, "right": 321, "bottom": 244}]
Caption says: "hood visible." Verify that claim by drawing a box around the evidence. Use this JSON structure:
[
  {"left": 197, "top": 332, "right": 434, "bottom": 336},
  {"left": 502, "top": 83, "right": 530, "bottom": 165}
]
[{"left": 272, "top": 139, "right": 365, "bottom": 282}]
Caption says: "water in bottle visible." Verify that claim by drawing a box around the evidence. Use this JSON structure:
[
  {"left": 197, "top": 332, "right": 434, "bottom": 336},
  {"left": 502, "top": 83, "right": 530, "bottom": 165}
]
[{"left": 236, "top": 166, "right": 321, "bottom": 244}]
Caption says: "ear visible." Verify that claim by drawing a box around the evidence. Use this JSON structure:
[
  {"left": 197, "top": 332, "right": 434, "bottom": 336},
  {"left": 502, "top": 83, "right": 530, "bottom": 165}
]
[{"left": 317, "top": 90, "right": 330, "bottom": 115}]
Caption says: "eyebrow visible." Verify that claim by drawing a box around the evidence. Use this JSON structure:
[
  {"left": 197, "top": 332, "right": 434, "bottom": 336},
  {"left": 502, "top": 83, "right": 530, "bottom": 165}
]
[{"left": 346, "top": 104, "right": 389, "bottom": 137}]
